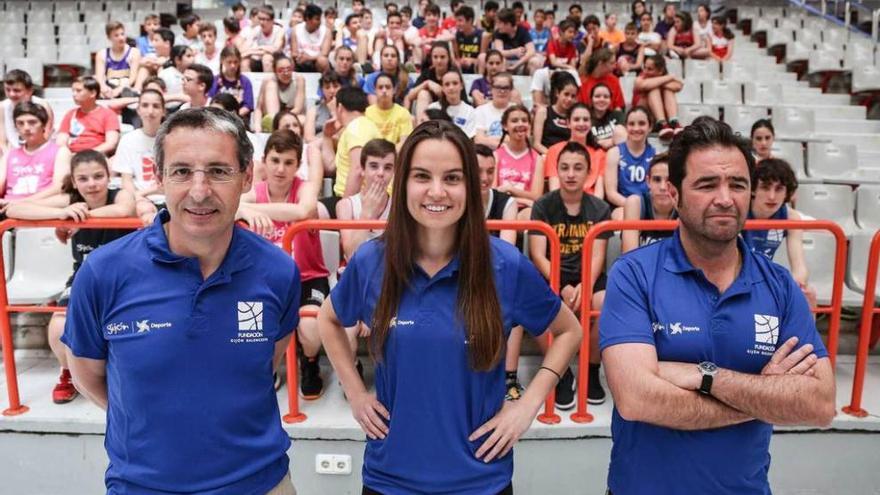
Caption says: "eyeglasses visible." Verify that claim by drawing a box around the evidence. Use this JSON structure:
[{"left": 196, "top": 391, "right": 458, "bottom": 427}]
[
  {"left": 492, "top": 85, "right": 512, "bottom": 91},
  {"left": 258, "top": 16, "right": 273, "bottom": 22},
  {"left": 165, "top": 166, "right": 240, "bottom": 183}
]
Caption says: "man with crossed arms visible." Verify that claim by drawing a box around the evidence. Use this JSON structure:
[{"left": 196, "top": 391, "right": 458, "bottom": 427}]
[{"left": 599, "top": 117, "right": 835, "bottom": 494}]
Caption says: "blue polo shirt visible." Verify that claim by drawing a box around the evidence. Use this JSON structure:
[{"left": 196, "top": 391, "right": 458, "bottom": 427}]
[
  {"left": 599, "top": 230, "right": 826, "bottom": 495},
  {"left": 62, "top": 211, "right": 300, "bottom": 494},
  {"left": 331, "top": 237, "right": 561, "bottom": 494}
]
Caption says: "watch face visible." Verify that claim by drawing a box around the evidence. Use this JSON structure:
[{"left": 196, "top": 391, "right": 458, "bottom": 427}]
[{"left": 701, "top": 362, "right": 718, "bottom": 373}]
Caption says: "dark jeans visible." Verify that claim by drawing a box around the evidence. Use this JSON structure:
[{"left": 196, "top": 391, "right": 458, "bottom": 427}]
[{"left": 362, "top": 484, "right": 513, "bottom": 495}]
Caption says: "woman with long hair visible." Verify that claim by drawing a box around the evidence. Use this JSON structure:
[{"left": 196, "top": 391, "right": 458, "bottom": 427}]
[
  {"left": 751, "top": 118, "right": 776, "bottom": 162},
  {"left": 364, "top": 44, "right": 411, "bottom": 105},
  {"left": 632, "top": 54, "right": 683, "bottom": 139},
  {"left": 708, "top": 16, "right": 736, "bottom": 62},
  {"left": 604, "top": 106, "right": 655, "bottom": 209},
  {"left": 426, "top": 70, "right": 476, "bottom": 137},
  {"left": 533, "top": 71, "right": 578, "bottom": 154},
  {"left": 544, "top": 103, "right": 606, "bottom": 198},
  {"left": 495, "top": 105, "right": 545, "bottom": 207},
  {"left": 589, "top": 83, "right": 627, "bottom": 150},
  {"left": 6, "top": 150, "right": 135, "bottom": 404},
  {"left": 208, "top": 45, "right": 255, "bottom": 121},
  {"left": 667, "top": 11, "right": 708, "bottom": 59},
  {"left": 318, "top": 120, "right": 581, "bottom": 494},
  {"left": 405, "top": 41, "right": 456, "bottom": 122},
  {"left": 470, "top": 49, "right": 508, "bottom": 106}
]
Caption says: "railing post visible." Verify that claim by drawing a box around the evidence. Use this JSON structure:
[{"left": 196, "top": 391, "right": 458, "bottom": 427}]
[{"left": 842, "top": 229, "right": 880, "bottom": 418}]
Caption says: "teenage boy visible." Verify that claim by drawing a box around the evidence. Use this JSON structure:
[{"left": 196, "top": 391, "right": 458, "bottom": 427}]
[
  {"left": 598, "top": 13, "right": 626, "bottom": 49},
  {"left": 251, "top": 5, "right": 285, "bottom": 71},
  {"left": 95, "top": 21, "right": 141, "bottom": 99},
  {"left": 291, "top": 4, "right": 332, "bottom": 73},
  {"left": 530, "top": 141, "right": 612, "bottom": 407},
  {"left": 195, "top": 22, "right": 221, "bottom": 75},
  {"left": 492, "top": 8, "right": 538, "bottom": 75},
  {"left": 442, "top": 0, "right": 463, "bottom": 31},
  {"left": 655, "top": 3, "right": 677, "bottom": 39},
  {"left": 56, "top": 76, "right": 120, "bottom": 155},
  {"left": 182, "top": 63, "right": 214, "bottom": 109},
  {"left": 0, "top": 70, "right": 54, "bottom": 150},
  {"left": 178, "top": 13, "right": 203, "bottom": 50},
  {"left": 237, "top": 130, "right": 326, "bottom": 399},
  {"left": 136, "top": 13, "right": 160, "bottom": 56},
  {"left": 481, "top": 0, "right": 500, "bottom": 32},
  {"left": 331, "top": 88, "right": 382, "bottom": 198},
  {"left": 531, "top": 19, "right": 580, "bottom": 106},
  {"left": 454, "top": 6, "right": 483, "bottom": 73},
  {"left": 530, "top": 9, "right": 550, "bottom": 53},
  {"left": 417, "top": 4, "right": 452, "bottom": 64}
]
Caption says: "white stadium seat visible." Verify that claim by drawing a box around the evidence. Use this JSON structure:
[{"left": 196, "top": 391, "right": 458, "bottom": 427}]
[
  {"left": 6, "top": 228, "right": 74, "bottom": 305},
  {"left": 677, "top": 104, "right": 719, "bottom": 125},
  {"left": 677, "top": 80, "right": 702, "bottom": 104},
  {"left": 723, "top": 105, "right": 768, "bottom": 137},
  {"left": 702, "top": 80, "right": 742, "bottom": 105},
  {"left": 771, "top": 106, "right": 815, "bottom": 140},
  {"left": 319, "top": 230, "right": 340, "bottom": 288},
  {"left": 795, "top": 184, "right": 859, "bottom": 235},
  {"left": 855, "top": 185, "right": 880, "bottom": 231},
  {"left": 744, "top": 82, "right": 783, "bottom": 106},
  {"left": 800, "top": 232, "right": 865, "bottom": 306},
  {"left": 806, "top": 142, "right": 860, "bottom": 182},
  {"left": 845, "top": 231, "right": 880, "bottom": 299},
  {"left": 684, "top": 59, "right": 720, "bottom": 82}
]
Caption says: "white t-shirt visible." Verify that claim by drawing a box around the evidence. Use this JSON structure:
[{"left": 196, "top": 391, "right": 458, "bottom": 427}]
[
  {"left": 112, "top": 129, "right": 159, "bottom": 194},
  {"left": 428, "top": 101, "right": 477, "bottom": 138},
  {"left": 253, "top": 24, "right": 284, "bottom": 49},
  {"left": 637, "top": 31, "right": 662, "bottom": 56},
  {"left": 695, "top": 19, "right": 712, "bottom": 40},
  {"left": 295, "top": 23, "right": 327, "bottom": 58},
  {"left": 474, "top": 102, "right": 511, "bottom": 137},
  {"left": 158, "top": 66, "right": 184, "bottom": 95},
  {"left": 195, "top": 48, "right": 221, "bottom": 75}
]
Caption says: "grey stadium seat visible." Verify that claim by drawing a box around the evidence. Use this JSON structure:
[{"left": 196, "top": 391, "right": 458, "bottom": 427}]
[
  {"left": 806, "top": 142, "right": 859, "bottom": 182},
  {"left": 799, "top": 231, "right": 865, "bottom": 306},
  {"left": 723, "top": 105, "right": 768, "bottom": 137},
  {"left": 795, "top": 183, "right": 859, "bottom": 235},
  {"left": 771, "top": 106, "right": 815, "bottom": 140},
  {"left": 684, "top": 59, "right": 720, "bottom": 82},
  {"left": 846, "top": 230, "right": 880, "bottom": 299},
  {"left": 744, "top": 82, "right": 783, "bottom": 106},
  {"left": 677, "top": 104, "right": 719, "bottom": 125},
  {"left": 856, "top": 185, "right": 880, "bottom": 231},
  {"left": 702, "top": 80, "right": 742, "bottom": 105}
]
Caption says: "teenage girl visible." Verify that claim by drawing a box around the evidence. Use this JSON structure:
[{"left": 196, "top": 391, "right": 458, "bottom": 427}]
[
  {"left": 494, "top": 105, "right": 545, "bottom": 208},
  {"left": 532, "top": 71, "right": 577, "bottom": 154},
  {"left": 604, "top": 106, "right": 656, "bottom": 209},
  {"left": 6, "top": 150, "right": 135, "bottom": 404}
]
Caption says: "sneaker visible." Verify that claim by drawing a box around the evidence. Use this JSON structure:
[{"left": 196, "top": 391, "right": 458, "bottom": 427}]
[
  {"left": 52, "top": 369, "right": 77, "bottom": 404},
  {"left": 505, "top": 375, "right": 524, "bottom": 401},
  {"left": 652, "top": 120, "right": 666, "bottom": 134},
  {"left": 299, "top": 356, "right": 324, "bottom": 400},
  {"left": 671, "top": 120, "right": 684, "bottom": 136},
  {"left": 554, "top": 367, "right": 576, "bottom": 411},
  {"left": 658, "top": 123, "right": 674, "bottom": 140},
  {"left": 587, "top": 364, "right": 606, "bottom": 405}
]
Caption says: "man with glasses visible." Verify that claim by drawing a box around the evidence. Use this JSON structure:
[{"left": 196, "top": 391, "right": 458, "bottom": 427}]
[
  {"left": 62, "top": 108, "right": 300, "bottom": 495},
  {"left": 181, "top": 63, "right": 214, "bottom": 109}
]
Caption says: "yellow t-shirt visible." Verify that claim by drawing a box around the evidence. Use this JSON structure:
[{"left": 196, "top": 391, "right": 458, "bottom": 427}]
[
  {"left": 334, "top": 116, "right": 383, "bottom": 197},
  {"left": 365, "top": 104, "right": 414, "bottom": 146}
]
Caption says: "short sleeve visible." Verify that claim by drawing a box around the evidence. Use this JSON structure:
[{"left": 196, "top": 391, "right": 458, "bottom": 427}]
[
  {"left": 103, "top": 109, "right": 120, "bottom": 131},
  {"left": 241, "top": 77, "right": 255, "bottom": 110},
  {"left": 277, "top": 262, "right": 302, "bottom": 341},
  {"left": 59, "top": 110, "right": 73, "bottom": 133},
  {"left": 329, "top": 248, "right": 365, "bottom": 328},
  {"left": 595, "top": 201, "right": 613, "bottom": 240},
  {"left": 598, "top": 258, "right": 656, "bottom": 351},
  {"left": 61, "top": 263, "right": 108, "bottom": 359},
  {"left": 511, "top": 252, "right": 561, "bottom": 337},
  {"left": 780, "top": 271, "right": 828, "bottom": 358},
  {"left": 111, "top": 144, "right": 134, "bottom": 175},
  {"left": 208, "top": 77, "right": 220, "bottom": 98},
  {"left": 362, "top": 74, "right": 377, "bottom": 94}
]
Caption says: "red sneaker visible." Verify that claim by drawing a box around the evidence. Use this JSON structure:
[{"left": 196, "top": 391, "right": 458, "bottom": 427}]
[
  {"left": 52, "top": 369, "right": 78, "bottom": 404},
  {"left": 658, "top": 123, "right": 674, "bottom": 140}
]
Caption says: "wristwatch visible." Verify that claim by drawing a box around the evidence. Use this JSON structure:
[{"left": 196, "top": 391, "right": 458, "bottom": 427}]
[{"left": 697, "top": 361, "right": 718, "bottom": 395}]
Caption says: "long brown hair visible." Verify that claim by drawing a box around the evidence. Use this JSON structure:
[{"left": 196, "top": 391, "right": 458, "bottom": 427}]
[{"left": 370, "top": 120, "right": 504, "bottom": 371}]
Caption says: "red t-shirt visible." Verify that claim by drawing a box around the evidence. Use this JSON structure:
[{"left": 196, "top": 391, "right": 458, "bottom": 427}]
[
  {"left": 418, "top": 25, "right": 446, "bottom": 56},
  {"left": 59, "top": 106, "right": 120, "bottom": 153},
  {"left": 578, "top": 73, "right": 626, "bottom": 111},
  {"left": 441, "top": 17, "right": 456, "bottom": 31},
  {"left": 546, "top": 39, "right": 577, "bottom": 65}
]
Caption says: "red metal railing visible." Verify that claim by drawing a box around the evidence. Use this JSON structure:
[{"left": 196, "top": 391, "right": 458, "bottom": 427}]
[
  {"left": 0, "top": 218, "right": 144, "bottom": 416},
  {"left": 570, "top": 219, "right": 848, "bottom": 423},
  {"left": 843, "top": 229, "right": 880, "bottom": 417},
  {"left": 279, "top": 219, "right": 565, "bottom": 424}
]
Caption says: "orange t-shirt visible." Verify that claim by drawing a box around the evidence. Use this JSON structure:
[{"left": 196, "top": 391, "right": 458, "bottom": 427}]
[
  {"left": 598, "top": 29, "right": 626, "bottom": 48},
  {"left": 544, "top": 140, "right": 606, "bottom": 195}
]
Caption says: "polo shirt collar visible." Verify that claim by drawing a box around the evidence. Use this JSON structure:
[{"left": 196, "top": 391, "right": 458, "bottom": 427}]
[
  {"left": 663, "top": 229, "right": 758, "bottom": 293},
  {"left": 412, "top": 255, "right": 461, "bottom": 287},
  {"left": 145, "top": 209, "right": 254, "bottom": 274}
]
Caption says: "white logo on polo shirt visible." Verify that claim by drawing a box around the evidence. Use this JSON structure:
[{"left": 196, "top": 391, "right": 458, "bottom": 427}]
[
  {"left": 651, "top": 322, "right": 665, "bottom": 333},
  {"left": 238, "top": 301, "right": 264, "bottom": 331},
  {"left": 668, "top": 322, "right": 700, "bottom": 335},
  {"left": 389, "top": 317, "right": 415, "bottom": 327},
  {"left": 754, "top": 314, "right": 779, "bottom": 345},
  {"left": 134, "top": 319, "right": 172, "bottom": 333}
]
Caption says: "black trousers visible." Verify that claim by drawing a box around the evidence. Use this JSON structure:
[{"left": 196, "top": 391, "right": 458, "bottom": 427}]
[{"left": 362, "top": 483, "right": 513, "bottom": 495}]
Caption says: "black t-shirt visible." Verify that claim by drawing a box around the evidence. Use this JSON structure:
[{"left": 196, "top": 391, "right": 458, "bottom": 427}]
[
  {"left": 456, "top": 28, "right": 483, "bottom": 59},
  {"left": 485, "top": 189, "right": 514, "bottom": 239},
  {"left": 591, "top": 110, "right": 625, "bottom": 142},
  {"left": 494, "top": 26, "right": 532, "bottom": 55},
  {"left": 531, "top": 190, "right": 612, "bottom": 284},
  {"left": 70, "top": 190, "right": 135, "bottom": 275}
]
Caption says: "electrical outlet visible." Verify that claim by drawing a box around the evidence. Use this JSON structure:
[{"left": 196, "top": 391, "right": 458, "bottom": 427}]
[{"left": 315, "top": 454, "right": 352, "bottom": 475}]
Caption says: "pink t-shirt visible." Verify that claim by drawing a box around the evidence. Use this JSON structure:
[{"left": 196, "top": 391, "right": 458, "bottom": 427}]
[
  {"left": 59, "top": 106, "right": 120, "bottom": 153},
  {"left": 253, "top": 180, "right": 328, "bottom": 282},
  {"left": 494, "top": 144, "right": 539, "bottom": 192},
  {"left": 3, "top": 141, "right": 59, "bottom": 200}
]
